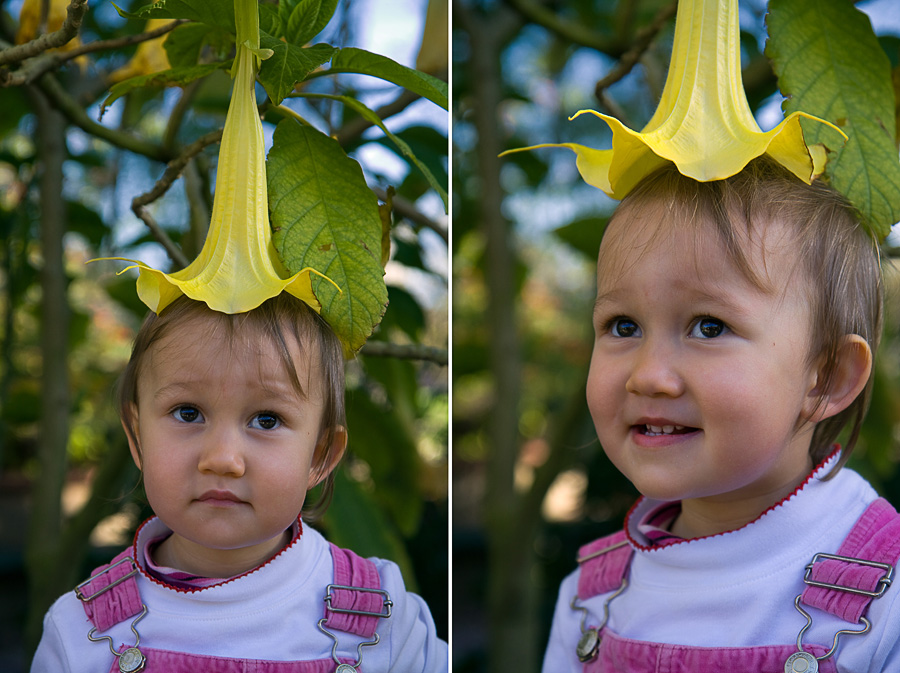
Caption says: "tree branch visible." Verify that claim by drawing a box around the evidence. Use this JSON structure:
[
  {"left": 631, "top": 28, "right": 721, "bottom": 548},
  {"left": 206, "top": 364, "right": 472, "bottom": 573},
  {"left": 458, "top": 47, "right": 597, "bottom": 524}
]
[
  {"left": 131, "top": 128, "right": 224, "bottom": 268},
  {"left": 594, "top": 1, "right": 677, "bottom": 101},
  {"left": 361, "top": 341, "right": 448, "bottom": 365},
  {"left": 35, "top": 72, "right": 171, "bottom": 162},
  {"left": 335, "top": 89, "right": 421, "bottom": 146},
  {"left": 1, "top": 19, "right": 186, "bottom": 87},
  {"left": 0, "top": 0, "right": 88, "bottom": 67},
  {"left": 372, "top": 187, "right": 448, "bottom": 244},
  {"left": 504, "top": 0, "right": 626, "bottom": 55}
]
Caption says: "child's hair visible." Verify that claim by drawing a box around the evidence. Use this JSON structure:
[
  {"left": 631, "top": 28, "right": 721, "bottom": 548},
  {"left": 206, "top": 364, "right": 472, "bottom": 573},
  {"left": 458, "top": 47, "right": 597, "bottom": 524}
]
[
  {"left": 118, "top": 293, "right": 346, "bottom": 521},
  {"left": 606, "top": 156, "right": 883, "bottom": 473}
]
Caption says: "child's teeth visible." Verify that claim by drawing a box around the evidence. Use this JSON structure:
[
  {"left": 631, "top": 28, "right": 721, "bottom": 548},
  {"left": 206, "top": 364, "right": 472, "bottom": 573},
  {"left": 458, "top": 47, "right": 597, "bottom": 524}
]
[{"left": 645, "top": 425, "right": 685, "bottom": 435}]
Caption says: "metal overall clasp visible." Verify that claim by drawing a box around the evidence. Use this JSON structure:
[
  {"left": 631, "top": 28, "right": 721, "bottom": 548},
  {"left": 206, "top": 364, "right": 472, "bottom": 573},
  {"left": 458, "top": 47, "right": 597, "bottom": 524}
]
[
  {"left": 571, "top": 538, "right": 630, "bottom": 663},
  {"left": 318, "top": 583, "right": 393, "bottom": 673},
  {"left": 784, "top": 553, "right": 893, "bottom": 673},
  {"left": 75, "top": 557, "right": 148, "bottom": 673}
]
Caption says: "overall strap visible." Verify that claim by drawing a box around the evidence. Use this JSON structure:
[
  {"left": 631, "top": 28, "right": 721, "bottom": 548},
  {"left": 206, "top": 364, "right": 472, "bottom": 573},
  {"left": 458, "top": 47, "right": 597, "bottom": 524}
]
[
  {"left": 75, "top": 548, "right": 144, "bottom": 632},
  {"left": 324, "top": 544, "right": 392, "bottom": 639},
  {"left": 801, "top": 497, "right": 900, "bottom": 623},
  {"left": 576, "top": 530, "right": 633, "bottom": 601}
]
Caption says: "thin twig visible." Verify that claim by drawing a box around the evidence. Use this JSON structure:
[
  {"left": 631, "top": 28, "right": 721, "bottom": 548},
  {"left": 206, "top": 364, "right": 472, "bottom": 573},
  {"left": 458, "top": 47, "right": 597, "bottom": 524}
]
[
  {"left": 0, "top": 0, "right": 88, "bottom": 66},
  {"left": 361, "top": 341, "right": 448, "bottom": 365},
  {"left": 131, "top": 128, "right": 224, "bottom": 267},
  {"left": 594, "top": 1, "right": 677, "bottom": 102},
  {"left": 372, "top": 187, "right": 448, "bottom": 244},
  {"left": 504, "top": 0, "right": 626, "bottom": 55},
  {"left": 1, "top": 19, "right": 187, "bottom": 86}
]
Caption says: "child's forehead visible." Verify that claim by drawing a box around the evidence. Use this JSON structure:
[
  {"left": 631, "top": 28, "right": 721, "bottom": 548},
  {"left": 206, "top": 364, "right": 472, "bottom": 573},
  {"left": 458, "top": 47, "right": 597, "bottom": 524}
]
[{"left": 596, "top": 197, "right": 801, "bottom": 294}]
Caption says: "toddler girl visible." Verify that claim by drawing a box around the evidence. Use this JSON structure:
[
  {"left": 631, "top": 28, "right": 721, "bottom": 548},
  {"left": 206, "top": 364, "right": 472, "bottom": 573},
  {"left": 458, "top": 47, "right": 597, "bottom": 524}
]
[
  {"left": 32, "top": 294, "right": 447, "bottom": 672},
  {"left": 543, "top": 158, "right": 900, "bottom": 672}
]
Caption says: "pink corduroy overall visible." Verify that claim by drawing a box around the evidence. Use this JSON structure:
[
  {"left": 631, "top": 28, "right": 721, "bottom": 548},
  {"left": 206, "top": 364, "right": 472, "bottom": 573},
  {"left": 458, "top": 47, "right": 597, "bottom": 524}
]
[
  {"left": 572, "top": 498, "right": 900, "bottom": 673},
  {"left": 74, "top": 543, "right": 390, "bottom": 673}
]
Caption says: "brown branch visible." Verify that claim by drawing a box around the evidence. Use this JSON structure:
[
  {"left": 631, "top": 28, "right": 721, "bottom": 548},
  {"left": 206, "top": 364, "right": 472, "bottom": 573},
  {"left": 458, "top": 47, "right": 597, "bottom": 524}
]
[
  {"left": 131, "top": 129, "right": 224, "bottom": 268},
  {"left": 372, "top": 187, "right": 448, "bottom": 244},
  {"left": 2, "top": 19, "right": 187, "bottom": 86},
  {"left": 361, "top": 341, "right": 448, "bottom": 365},
  {"left": 594, "top": 1, "right": 677, "bottom": 102},
  {"left": 0, "top": 0, "right": 88, "bottom": 66},
  {"left": 35, "top": 72, "right": 171, "bottom": 161},
  {"left": 504, "top": 0, "right": 626, "bottom": 55},
  {"left": 334, "top": 89, "right": 421, "bottom": 146}
]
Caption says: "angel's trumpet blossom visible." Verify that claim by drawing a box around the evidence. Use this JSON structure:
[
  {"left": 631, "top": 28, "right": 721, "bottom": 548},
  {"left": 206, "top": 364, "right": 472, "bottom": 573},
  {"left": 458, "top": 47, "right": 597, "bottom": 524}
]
[
  {"left": 108, "top": 0, "right": 333, "bottom": 315},
  {"left": 505, "top": 0, "right": 846, "bottom": 200}
]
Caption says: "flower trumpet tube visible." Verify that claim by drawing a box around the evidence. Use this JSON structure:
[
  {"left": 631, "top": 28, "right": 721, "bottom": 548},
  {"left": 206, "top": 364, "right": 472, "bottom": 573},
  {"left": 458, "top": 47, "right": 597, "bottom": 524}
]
[
  {"left": 504, "top": 0, "right": 847, "bottom": 200},
  {"left": 107, "top": 0, "right": 335, "bottom": 315}
]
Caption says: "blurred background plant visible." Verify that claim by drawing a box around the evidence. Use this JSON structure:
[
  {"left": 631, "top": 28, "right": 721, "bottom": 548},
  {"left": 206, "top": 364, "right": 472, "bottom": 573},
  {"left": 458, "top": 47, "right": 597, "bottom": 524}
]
[
  {"left": 452, "top": 0, "right": 900, "bottom": 671},
  {"left": 0, "top": 0, "right": 448, "bottom": 668}
]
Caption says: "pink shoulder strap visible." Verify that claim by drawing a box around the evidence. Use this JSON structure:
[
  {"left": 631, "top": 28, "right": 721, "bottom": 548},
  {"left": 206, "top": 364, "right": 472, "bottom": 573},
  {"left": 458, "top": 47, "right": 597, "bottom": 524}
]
[
  {"left": 576, "top": 530, "right": 633, "bottom": 600},
  {"left": 76, "top": 548, "right": 144, "bottom": 632},
  {"left": 801, "top": 497, "right": 900, "bottom": 623},
  {"left": 324, "top": 544, "right": 391, "bottom": 638}
]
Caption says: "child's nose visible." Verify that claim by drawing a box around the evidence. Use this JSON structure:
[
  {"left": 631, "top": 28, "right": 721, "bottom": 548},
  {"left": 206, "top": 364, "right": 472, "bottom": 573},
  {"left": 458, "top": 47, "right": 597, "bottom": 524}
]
[
  {"left": 625, "top": 341, "right": 685, "bottom": 398},
  {"left": 197, "top": 425, "right": 246, "bottom": 477}
]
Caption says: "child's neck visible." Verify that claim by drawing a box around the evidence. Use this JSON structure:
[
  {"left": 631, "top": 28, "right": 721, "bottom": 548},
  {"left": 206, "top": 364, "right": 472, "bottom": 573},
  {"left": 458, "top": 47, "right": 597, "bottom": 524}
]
[
  {"left": 153, "top": 530, "right": 292, "bottom": 579},
  {"left": 670, "top": 461, "right": 813, "bottom": 540}
]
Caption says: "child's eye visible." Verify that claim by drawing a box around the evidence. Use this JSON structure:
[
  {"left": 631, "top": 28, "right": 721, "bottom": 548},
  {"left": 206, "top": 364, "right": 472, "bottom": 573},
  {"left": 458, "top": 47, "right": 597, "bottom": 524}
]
[
  {"left": 250, "top": 412, "right": 281, "bottom": 430},
  {"left": 690, "top": 317, "right": 727, "bottom": 339},
  {"left": 173, "top": 406, "right": 203, "bottom": 423},
  {"left": 609, "top": 317, "right": 641, "bottom": 338}
]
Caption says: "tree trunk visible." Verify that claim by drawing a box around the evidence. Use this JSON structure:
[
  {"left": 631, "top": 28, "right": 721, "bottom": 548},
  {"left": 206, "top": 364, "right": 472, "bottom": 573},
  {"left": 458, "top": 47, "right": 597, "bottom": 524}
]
[{"left": 24, "top": 86, "right": 71, "bottom": 655}]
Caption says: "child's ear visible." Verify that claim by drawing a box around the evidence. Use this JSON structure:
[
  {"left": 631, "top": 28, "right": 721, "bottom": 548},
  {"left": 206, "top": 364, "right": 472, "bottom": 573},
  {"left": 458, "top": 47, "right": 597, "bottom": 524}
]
[
  {"left": 121, "top": 404, "right": 143, "bottom": 470},
  {"left": 308, "top": 425, "right": 348, "bottom": 489},
  {"left": 804, "top": 335, "right": 872, "bottom": 422}
]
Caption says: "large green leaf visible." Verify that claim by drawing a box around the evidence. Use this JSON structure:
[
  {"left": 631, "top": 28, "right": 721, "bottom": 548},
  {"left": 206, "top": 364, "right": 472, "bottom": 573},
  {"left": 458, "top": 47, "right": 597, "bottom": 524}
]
[
  {"left": 326, "top": 47, "right": 448, "bottom": 110},
  {"left": 299, "top": 93, "right": 448, "bottom": 210},
  {"left": 267, "top": 120, "right": 388, "bottom": 354},
  {"left": 281, "top": 0, "right": 339, "bottom": 46},
  {"left": 114, "top": 0, "right": 235, "bottom": 32},
  {"left": 258, "top": 38, "right": 336, "bottom": 105},
  {"left": 767, "top": 0, "right": 900, "bottom": 240},
  {"left": 101, "top": 62, "right": 229, "bottom": 114}
]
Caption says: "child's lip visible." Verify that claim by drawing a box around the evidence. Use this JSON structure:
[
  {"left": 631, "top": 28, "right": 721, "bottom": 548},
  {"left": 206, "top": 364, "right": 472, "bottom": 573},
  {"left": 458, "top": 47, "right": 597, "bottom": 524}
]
[{"left": 196, "top": 489, "right": 246, "bottom": 504}]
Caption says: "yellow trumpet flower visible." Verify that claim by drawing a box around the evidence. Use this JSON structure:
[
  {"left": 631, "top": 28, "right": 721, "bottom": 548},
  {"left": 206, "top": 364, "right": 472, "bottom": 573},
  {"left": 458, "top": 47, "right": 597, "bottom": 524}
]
[
  {"left": 505, "top": 0, "right": 846, "bottom": 200},
  {"left": 109, "top": 0, "right": 333, "bottom": 315},
  {"left": 109, "top": 18, "right": 174, "bottom": 84}
]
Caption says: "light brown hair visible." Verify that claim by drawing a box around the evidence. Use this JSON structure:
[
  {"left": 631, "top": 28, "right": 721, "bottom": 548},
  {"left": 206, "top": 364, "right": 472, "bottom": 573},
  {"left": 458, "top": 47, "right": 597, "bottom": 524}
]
[
  {"left": 118, "top": 293, "right": 346, "bottom": 521},
  {"left": 607, "top": 156, "right": 883, "bottom": 472}
]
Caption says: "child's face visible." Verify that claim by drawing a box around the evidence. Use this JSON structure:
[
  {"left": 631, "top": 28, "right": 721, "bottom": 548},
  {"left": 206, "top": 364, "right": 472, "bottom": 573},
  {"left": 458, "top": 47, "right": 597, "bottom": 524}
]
[
  {"left": 127, "top": 314, "right": 338, "bottom": 570},
  {"left": 587, "top": 205, "right": 822, "bottom": 510}
]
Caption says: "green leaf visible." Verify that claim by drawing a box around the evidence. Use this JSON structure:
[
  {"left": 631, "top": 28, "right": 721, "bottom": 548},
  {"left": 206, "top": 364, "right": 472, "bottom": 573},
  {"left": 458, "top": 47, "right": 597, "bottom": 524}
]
[
  {"left": 553, "top": 216, "right": 608, "bottom": 261},
  {"left": 322, "top": 468, "right": 417, "bottom": 589},
  {"left": 327, "top": 47, "right": 448, "bottom": 110},
  {"left": 282, "top": 0, "right": 339, "bottom": 45},
  {"left": 257, "top": 38, "right": 336, "bottom": 105},
  {"left": 114, "top": 0, "right": 235, "bottom": 32},
  {"left": 101, "top": 62, "right": 229, "bottom": 115},
  {"left": 268, "top": 120, "right": 388, "bottom": 354},
  {"left": 299, "top": 93, "right": 448, "bottom": 211},
  {"left": 163, "top": 22, "right": 228, "bottom": 67},
  {"left": 767, "top": 0, "right": 900, "bottom": 240}
]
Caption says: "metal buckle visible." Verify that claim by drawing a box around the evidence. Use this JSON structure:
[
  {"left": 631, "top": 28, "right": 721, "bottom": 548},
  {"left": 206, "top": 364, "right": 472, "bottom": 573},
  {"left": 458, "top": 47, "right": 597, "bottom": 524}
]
[
  {"left": 75, "top": 557, "right": 139, "bottom": 603},
  {"left": 803, "top": 553, "right": 894, "bottom": 598},
  {"left": 324, "top": 584, "right": 393, "bottom": 618}
]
